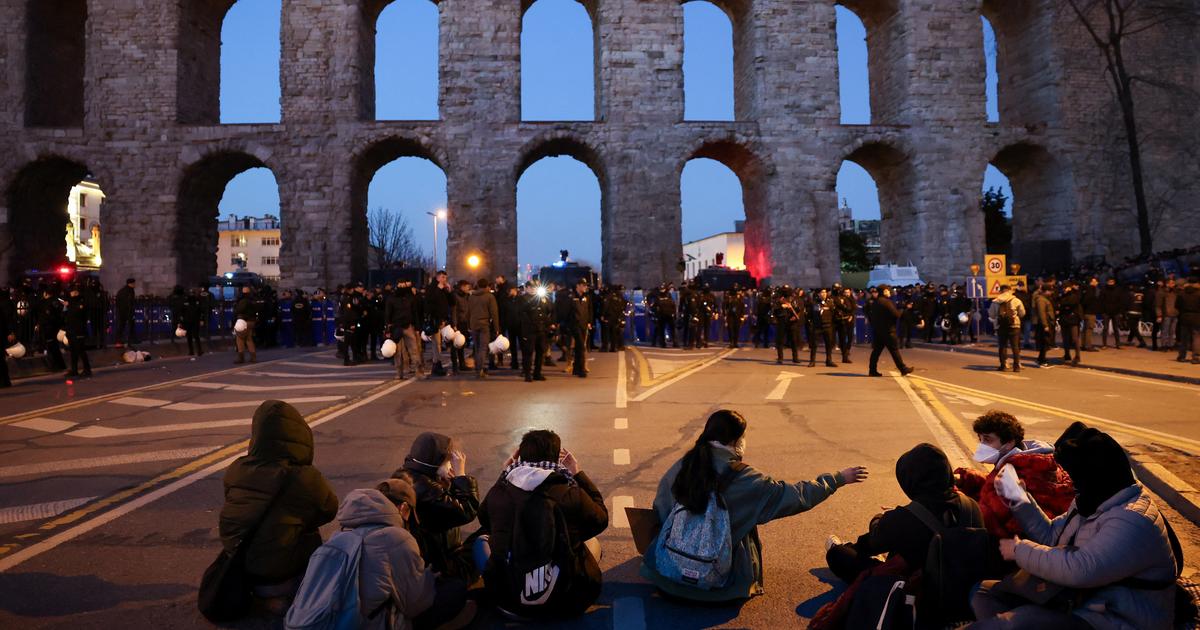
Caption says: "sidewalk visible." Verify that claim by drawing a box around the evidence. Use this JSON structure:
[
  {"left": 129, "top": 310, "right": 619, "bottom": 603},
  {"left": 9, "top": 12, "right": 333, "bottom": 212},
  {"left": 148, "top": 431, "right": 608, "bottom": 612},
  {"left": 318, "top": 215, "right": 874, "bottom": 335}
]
[
  {"left": 911, "top": 338, "right": 1200, "bottom": 385},
  {"left": 8, "top": 336, "right": 236, "bottom": 381}
]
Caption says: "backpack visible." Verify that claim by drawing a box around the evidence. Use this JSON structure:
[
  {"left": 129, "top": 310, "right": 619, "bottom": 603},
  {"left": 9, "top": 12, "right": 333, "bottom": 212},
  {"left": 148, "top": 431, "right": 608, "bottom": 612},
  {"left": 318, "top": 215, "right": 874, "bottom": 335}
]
[
  {"left": 997, "top": 298, "right": 1017, "bottom": 329},
  {"left": 843, "top": 575, "right": 917, "bottom": 630},
  {"left": 653, "top": 463, "right": 743, "bottom": 591},
  {"left": 496, "top": 479, "right": 578, "bottom": 613},
  {"left": 285, "top": 526, "right": 383, "bottom": 630},
  {"left": 903, "top": 501, "right": 994, "bottom": 625}
]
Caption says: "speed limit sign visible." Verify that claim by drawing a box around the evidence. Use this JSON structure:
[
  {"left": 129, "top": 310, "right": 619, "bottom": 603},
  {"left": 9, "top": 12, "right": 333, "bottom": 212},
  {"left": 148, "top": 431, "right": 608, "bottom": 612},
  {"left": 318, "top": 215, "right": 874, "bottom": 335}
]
[{"left": 985, "top": 254, "right": 1006, "bottom": 276}]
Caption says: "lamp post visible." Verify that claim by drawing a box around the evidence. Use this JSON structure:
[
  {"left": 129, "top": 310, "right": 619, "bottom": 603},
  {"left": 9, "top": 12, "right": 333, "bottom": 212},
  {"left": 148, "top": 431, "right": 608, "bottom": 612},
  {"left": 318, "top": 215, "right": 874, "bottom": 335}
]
[{"left": 426, "top": 209, "right": 447, "bottom": 270}]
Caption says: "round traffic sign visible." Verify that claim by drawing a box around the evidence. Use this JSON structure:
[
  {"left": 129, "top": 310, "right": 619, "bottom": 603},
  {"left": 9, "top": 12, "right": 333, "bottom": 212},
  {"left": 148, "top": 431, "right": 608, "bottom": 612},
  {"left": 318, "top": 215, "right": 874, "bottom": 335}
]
[{"left": 986, "top": 257, "right": 1004, "bottom": 274}]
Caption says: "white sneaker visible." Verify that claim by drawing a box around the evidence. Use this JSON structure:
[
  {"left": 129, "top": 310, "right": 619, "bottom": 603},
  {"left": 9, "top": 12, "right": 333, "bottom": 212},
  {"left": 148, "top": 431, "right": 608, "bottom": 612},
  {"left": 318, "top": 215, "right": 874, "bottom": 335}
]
[{"left": 825, "top": 534, "right": 843, "bottom": 552}]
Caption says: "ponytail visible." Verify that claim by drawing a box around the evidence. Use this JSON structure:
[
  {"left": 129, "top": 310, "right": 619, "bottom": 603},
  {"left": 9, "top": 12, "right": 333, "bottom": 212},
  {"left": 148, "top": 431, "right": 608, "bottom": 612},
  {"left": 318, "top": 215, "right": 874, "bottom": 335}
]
[{"left": 671, "top": 410, "right": 747, "bottom": 514}]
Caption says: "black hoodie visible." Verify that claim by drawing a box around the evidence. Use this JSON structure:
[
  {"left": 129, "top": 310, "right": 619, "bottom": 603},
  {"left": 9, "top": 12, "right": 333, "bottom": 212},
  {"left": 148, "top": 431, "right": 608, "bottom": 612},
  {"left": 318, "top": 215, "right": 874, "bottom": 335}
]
[
  {"left": 1054, "top": 422, "right": 1135, "bottom": 517},
  {"left": 392, "top": 432, "right": 480, "bottom": 580}
]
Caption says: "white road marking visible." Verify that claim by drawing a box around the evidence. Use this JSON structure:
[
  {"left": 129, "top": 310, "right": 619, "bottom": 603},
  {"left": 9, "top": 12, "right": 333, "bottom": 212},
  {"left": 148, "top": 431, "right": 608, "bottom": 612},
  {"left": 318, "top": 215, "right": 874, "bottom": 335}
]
[
  {"left": 276, "top": 360, "right": 381, "bottom": 369},
  {"left": 68, "top": 419, "right": 251, "bottom": 439},
  {"left": 765, "top": 371, "right": 804, "bottom": 400},
  {"left": 0, "top": 379, "right": 416, "bottom": 573},
  {"left": 0, "top": 497, "right": 98, "bottom": 525},
  {"left": 10, "top": 418, "right": 78, "bottom": 434},
  {"left": 941, "top": 391, "right": 995, "bottom": 407},
  {"left": 243, "top": 370, "right": 394, "bottom": 379},
  {"left": 613, "top": 449, "right": 630, "bottom": 465},
  {"left": 108, "top": 397, "right": 173, "bottom": 408},
  {"left": 646, "top": 358, "right": 693, "bottom": 377},
  {"left": 631, "top": 349, "right": 736, "bottom": 402},
  {"left": 611, "top": 496, "right": 635, "bottom": 528},
  {"left": 183, "top": 380, "right": 382, "bottom": 392},
  {"left": 891, "top": 372, "right": 971, "bottom": 469},
  {"left": 639, "top": 350, "right": 717, "bottom": 357},
  {"left": 0, "top": 447, "right": 219, "bottom": 479},
  {"left": 612, "top": 596, "right": 647, "bottom": 630},
  {"left": 164, "top": 396, "right": 345, "bottom": 411},
  {"left": 614, "top": 417, "right": 628, "bottom": 430},
  {"left": 616, "top": 350, "right": 628, "bottom": 409},
  {"left": 1078, "top": 367, "right": 1199, "bottom": 392},
  {"left": 989, "top": 372, "right": 1030, "bottom": 381}
]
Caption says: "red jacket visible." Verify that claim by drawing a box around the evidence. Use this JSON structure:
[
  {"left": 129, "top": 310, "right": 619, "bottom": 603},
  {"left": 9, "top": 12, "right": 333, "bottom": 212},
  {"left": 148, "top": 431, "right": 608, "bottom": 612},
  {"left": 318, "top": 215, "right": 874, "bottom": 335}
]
[{"left": 955, "top": 446, "right": 1074, "bottom": 538}]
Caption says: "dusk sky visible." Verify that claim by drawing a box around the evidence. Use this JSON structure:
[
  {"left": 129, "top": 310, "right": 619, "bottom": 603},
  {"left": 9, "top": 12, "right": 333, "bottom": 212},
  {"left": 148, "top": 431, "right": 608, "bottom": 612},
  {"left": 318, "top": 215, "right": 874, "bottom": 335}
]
[{"left": 216, "top": 0, "right": 1012, "bottom": 271}]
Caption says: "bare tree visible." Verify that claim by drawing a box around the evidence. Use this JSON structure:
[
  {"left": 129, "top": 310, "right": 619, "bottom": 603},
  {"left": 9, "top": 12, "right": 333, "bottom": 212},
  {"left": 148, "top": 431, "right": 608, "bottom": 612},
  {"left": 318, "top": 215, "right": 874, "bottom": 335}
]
[
  {"left": 1064, "top": 0, "right": 1199, "bottom": 256},
  {"left": 367, "top": 207, "right": 434, "bottom": 271}
]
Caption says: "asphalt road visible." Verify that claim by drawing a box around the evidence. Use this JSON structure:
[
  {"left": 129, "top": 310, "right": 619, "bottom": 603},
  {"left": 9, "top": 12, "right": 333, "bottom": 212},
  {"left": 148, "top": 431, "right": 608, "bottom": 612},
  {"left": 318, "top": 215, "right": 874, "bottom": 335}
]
[{"left": 0, "top": 341, "right": 1196, "bottom": 629}]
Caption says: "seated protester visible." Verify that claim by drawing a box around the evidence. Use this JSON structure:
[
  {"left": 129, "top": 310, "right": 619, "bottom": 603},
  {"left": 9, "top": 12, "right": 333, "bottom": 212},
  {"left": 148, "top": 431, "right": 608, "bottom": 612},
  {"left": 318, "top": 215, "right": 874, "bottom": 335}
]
[
  {"left": 825, "top": 443, "right": 982, "bottom": 585},
  {"left": 642, "top": 410, "right": 867, "bottom": 602},
  {"left": 954, "top": 411, "right": 1075, "bottom": 538},
  {"left": 477, "top": 430, "right": 608, "bottom": 619},
  {"left": 393, "top": 432, "right": 481, "bottom": 581},
  {"left": 219, "top": 400, "right": 338, "bottom": 615},
  {"left": 971, "top": 422, "right": 1178, "bottom": 630},
  {"left": 375, "top": 479, "right": 477, "bottom": 630}
]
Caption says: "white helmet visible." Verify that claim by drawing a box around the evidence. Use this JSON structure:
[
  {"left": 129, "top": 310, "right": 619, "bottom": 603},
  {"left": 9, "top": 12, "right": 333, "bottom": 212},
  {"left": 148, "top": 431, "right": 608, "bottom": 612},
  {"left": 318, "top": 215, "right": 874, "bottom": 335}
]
[
  {"left": 938, "top": 318, "right": 950, "bottom": 331},
  {"left": 493, "top": 334, "right": 510, "bottom": 352},
  {"left": 453, "top": 332, "right": 467, "bottom": 348},
  {"left": 5, "top": 342, "right": 26, "bottom": 359},
  {"left": 175, "top": 326, "right": 187, "bottom": 338},
  {"left": 957, "top": 312, "right": 970, "bottom": 325},
  {"left": 440, "top": 325, "right": 455, "bottom": 340},
  {"left": 233, "top": 318, "right": 248, "bottom": 333},
  {"left": 57, "top": 330, "right": 69, "bottom": 346},
  {"left": 420, "top": 331, "right": 430, "bottom": 342},
  {"left": 380, "top": 339, "right": 397, "bottom": 358}
]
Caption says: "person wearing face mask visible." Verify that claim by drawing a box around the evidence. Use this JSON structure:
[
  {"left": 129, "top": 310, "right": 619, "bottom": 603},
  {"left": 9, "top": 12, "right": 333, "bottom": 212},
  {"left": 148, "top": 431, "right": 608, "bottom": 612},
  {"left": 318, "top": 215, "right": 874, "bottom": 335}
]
[
  {"left": 392, "top": 432, "right": 481, "bottom": 583},
  {"left": 642, "top": 410, "right": 867, "bottom": 602},
  {"left": 953, "top": 411, "right": 1074, "bottom": 538},
  {"left": 970, "top": 422, "right": 1180, "bottom": 630}
]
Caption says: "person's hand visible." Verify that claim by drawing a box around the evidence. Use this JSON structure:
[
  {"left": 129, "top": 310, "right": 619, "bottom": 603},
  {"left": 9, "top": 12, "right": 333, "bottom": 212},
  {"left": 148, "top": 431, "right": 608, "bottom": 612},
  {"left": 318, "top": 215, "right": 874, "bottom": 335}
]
[
  {"left": 560, "top": 448, "right": 580, "bottom": 475},
  {"left": 994, "top": 464, "right": 1029, "bottom": 505},
  {"left": 999, "top": 537, "right": 1018, "bottom": 561},
  {"left": 5, "top": 333, "right": 14, "bottom": 345},
  {"left": 449, "top": 450, "right": 467, "bottom": 477},
  {"left": 839, "top": 466, "right": 869, "bottom": 484},
  {"left": 503, "top": 448, "right": 520, "bottom": 469}
]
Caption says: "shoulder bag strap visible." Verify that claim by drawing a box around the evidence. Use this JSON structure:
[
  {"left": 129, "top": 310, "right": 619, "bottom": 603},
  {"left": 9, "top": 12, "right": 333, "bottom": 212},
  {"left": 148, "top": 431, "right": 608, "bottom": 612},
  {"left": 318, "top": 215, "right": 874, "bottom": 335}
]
[
  {"left": 236, "top": 466, "right": 295, "bottom": 553},
  {"left": 902, "top": 501, "right": 946, "bottom": 535},
  {"left": 714, "top": 462, "right": 746, "bottom": 509}
]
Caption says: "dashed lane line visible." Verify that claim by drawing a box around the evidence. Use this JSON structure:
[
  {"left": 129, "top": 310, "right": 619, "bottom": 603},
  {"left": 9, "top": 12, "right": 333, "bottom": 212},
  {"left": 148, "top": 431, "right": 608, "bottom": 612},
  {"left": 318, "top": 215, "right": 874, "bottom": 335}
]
[
  {"left": 611, "top": 496, "right": 635, "bottom": 528},
  {"left": 0, "top": 446, "right": 220, "bottom": 479},
  {"left": 616, "top": 350, "right": 628, "bottom": 409},
  {"left": 613, "top": 449, "right": 631, "bottom": 466},
  {"left": 614, "top": 417, "right": 628, "bottom": 430},
  {"left": 0, "top": 378, "right": 415, "bottom": 571},
  {"left": 0, "top": 497, "right": 98, "bottom": 526}
]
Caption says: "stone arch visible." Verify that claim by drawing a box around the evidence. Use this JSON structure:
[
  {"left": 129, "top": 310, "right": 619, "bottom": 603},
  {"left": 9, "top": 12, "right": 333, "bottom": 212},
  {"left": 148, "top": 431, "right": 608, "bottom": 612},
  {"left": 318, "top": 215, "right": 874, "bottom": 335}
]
[
  {"left": 177, "top": 0, "right": 281, "bottom": 124},
  {"left": 515, "top": 134, "right": 608, "bottom": 276},
  {"left": 990, "top": 142, "right": 1075, "bottom": 272},
  {"left": 360, "top": 0, "right": 441, "bottom": 121},
  {"left": 3, "top": 156, "right": 92, "bottom": 281},
  {"left": 837, "top": 139, "right": 915, "bottom": 266},
  {"left": 680, "top": 139, "right": 771, "bottom": 279},
  {"left": 520, "top": 0, "right": 599, "bottom": 121},
  {"left": 25, "top": 0, "right": 87, "bottom": 128},
  {"left": 680, "top": 1, "right": 739, "bottom": 121},
  {"left": 680, "top": 0, "right": 755, "bottom": 120},
  {"left": 836, "top": 0, "right": 902, "bottom": 124},
  {"left": 176, "top": 149, "right": 279, "bottom": 284},
  {"left": 980, "top": 0, "right": 1056, "bottom": 126}
]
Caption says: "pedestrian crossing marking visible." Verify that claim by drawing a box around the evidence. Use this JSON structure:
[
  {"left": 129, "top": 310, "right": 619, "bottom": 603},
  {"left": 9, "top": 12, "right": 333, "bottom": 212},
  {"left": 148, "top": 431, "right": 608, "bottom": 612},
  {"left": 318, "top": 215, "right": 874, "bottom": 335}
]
[
  {"left": 164, "top": 396, "right": 344, "bottom": 411},
  {"left": 109, "top": 397, "right": 172, "bottom": 408},
  {"left": 182, "top": 380, "right": 383, "bottom": 392},
  {"left": 0, "top": 497, "right": 98, "bottom": 526},
  {"left": 0, "top": 447, "right": 218, "bottom": 479},
  {"left": 68, "top": 419, "right": 250, "bottom": 439},
  {"left": 10, "top": 418, "right": 78, "bottom": 434}
]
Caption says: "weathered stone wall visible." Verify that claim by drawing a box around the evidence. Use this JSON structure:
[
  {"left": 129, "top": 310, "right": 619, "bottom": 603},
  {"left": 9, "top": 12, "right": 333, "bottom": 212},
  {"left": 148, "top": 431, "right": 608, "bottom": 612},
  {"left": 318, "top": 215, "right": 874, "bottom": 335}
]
[{"left": 0, "top": 0, "right": 1196, "bottom": 295}]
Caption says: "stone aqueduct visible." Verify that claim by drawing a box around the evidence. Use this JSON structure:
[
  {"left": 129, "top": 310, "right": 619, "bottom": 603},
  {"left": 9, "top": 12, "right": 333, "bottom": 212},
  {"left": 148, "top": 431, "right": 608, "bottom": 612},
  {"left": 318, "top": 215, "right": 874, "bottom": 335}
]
[{"left": 1, "top": 0, "right": 1197, "bottom": 293}]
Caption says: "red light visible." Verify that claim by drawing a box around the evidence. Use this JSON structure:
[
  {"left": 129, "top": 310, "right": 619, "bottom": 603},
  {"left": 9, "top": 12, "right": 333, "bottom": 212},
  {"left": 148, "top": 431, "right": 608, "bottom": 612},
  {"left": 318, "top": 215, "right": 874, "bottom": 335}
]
[{"left": 58, "top": 265, "right": 73, "bottom": 276}]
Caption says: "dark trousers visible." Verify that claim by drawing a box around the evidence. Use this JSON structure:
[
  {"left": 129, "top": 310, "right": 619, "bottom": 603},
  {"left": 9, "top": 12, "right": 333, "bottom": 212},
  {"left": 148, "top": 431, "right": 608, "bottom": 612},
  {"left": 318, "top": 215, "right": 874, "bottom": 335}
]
[
  {"left": 1062, "top": 323, "right": 1081, "bottom": 362},
  {"left": 412, "top": 577, "right": 469, "bottom": 630},
  {"left": 293, "top": 319, "right": 312, "bottom": 347},
  {"left": 869, "top": 330, "right": 907, "bottom": 373},
  {"left": 41, "top": 333, "right": 66, "bottom": 370},
  {"left": 0, "top": 350, "right": 10, "bottom": 387},
  {"left": 998, "top": 327, "right": 1020, "bottom": 368},
  {"left": 115, "top": 310, "right": 135, "bottom": 343},
  {"left": 352, "top": 326, "right": 367, "bottom": 362},
  {"left": 1178, "top": 321, "right": 1198, "bottom": 360},
  {"left": 922, "top": 314, "right": 936, "bottom": 342},
  {"left": 776, "top": 324, "right": 800, "bottom": 362},
  {"left": 836, "top": 321, "right": 854, "bottom": 355},
  {"left": 653, "top": 315, "right": 670, "bottom": 347},
  {"left": 571, "top": 328, "right": 588, "bottom": 375},
  {"left": 522, "top": 332, "right": 547, "bottom": 377},
  {"left": 753, "top": 320, "right": 770, "bottom": 347},
  {"left": 505, "top": 324, "right": 521, "bottom": 366},
  {"left": 68, "top": 335, "right": 91, "bottom": 375},
  {"left": 826, "top": 542, "right": 881, "bottom": 585},
  {"left": 726, "top": 322, "right": 740, "bottom": 347},
  {"left": 1035, "top": 325, "right": 1053, "bottom": 364},
  {"left": 810, "top": 327, "right": 835, "bottom": 364},
  {"left": 185, "top": 325, "right": 203, "bottom": 355}
]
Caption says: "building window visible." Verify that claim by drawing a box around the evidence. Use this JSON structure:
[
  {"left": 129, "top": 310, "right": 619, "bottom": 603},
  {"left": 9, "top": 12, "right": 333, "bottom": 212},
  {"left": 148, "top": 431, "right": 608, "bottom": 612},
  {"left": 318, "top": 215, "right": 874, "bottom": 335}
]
[
  {"left": 261, "top": 256, "right": 278, "bottom": 266},
  {"left": 261, "top": 236, "right": 280, "bottom": 246},
  {"left": 232, "top": 234, "right": 247, "bottom": 247}
]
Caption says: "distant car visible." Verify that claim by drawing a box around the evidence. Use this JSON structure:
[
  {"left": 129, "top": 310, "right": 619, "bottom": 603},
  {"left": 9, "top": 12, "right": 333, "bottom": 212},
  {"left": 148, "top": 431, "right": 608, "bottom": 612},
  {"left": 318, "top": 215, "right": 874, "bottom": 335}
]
[
  {"left": 208, "top": 271, "right": 264, "bottom": 300},
  {"left": 867, "top": 264, "right": 923, "bottom": 288},
  {"left": 538, "top": 262, "right": 598, "bottom": 289},
  {"left": 695, "top": 267, "right": 756, "bottom": 291}
]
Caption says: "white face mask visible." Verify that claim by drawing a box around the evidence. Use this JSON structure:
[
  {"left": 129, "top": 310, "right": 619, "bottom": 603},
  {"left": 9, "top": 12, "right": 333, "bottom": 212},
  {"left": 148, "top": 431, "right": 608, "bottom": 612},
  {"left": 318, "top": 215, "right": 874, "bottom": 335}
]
[{"left": 973, "top": 442, "right": 1001, "bottom": 464}]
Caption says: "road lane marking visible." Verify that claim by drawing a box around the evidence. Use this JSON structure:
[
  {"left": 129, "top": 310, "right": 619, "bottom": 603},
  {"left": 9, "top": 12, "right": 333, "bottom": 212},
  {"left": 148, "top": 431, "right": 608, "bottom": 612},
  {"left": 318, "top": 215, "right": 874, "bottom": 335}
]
[
  {"left": 0, "top": 497, "right": 98, "bottom": 525},
  {"left": 765, "top": 371, "right": 804, "bottom": 400},
  {"left": 182, "top": 380, "right": 383, "bottom": 392},
  {"left": 10, "top": 418, "right": 78, "bottom": 434},
  {"left": 243, "top": 370, "right": 395, "bottom": 379},
  {"left": 890, "top": 372, "right": 972, "bottom": 470},
  {"left": 613, "top": 449, "right": 630, "bottom": 465},
  {"left": 1076, "top": 368, "right": 1200, "bottom": 392},
  {"left": 0, "top": 378, "right": 415, "bottom": 572},
  {"left": 108, "top": 397, "right": 173, "bottom": 408},
  {"left": 276, "top": 360, "right": 381, "bottom": 369},
  {"left": 630, "top": 349, "right": 736, "bottom": 402},
  {"left": 614, "top": 417, "right": 628, "bottom": 430},
  {"left": 68, "top": 419, "right": 252, "bottom": 439},
  {"left": 0, "top": 447, "right": 220, "bottom": 479},
  {"left": 910, "top": 374, "right": 1200, "bottom": 454},
  {"left": 616, "top": 350, "right": 628, "bottom": 409},
  {"left": 908, "top": 379, "right": 986, "bottom": 461},
  {"left": 612, "top": 597, "right": 647, "bottom": 630},
  {"left": 611, "top": 496, "right": 635, "bottom": 528},
  {"left": 164, "top": 396, "right": 345, "bottom": 411}
]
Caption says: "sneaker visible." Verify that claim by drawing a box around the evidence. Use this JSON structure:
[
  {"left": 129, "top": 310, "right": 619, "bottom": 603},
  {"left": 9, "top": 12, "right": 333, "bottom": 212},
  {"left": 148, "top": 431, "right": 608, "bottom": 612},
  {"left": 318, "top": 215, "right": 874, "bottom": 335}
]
[{"left": 825, "top": 534, "right": 844, "bottom": 552}]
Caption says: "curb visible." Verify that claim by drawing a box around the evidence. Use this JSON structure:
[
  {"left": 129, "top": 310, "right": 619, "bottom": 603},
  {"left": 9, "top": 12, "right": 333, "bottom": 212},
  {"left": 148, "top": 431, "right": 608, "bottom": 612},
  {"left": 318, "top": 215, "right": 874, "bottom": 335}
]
[
  {"left": 910, "top": 341, "right": 1200, "bottom": 386},
  {"left": 1127, "top": 447, "right": 1200, "bottom": 528}
]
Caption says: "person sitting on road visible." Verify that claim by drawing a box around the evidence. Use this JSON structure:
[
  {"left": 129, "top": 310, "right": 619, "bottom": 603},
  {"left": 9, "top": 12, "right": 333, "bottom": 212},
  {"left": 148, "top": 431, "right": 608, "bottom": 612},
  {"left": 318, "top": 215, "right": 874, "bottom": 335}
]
[
  {"left": 642, "top": 410, "right": 867, "bottom": 603},
  {"left": 825, "top": 443, "right": 982, "bottom": 585},
  {"left": 391, "top": 432, "right": 481, "bottom": 582},
  {"left": 219, "top": 400, "right": 338, "bottom": 615},
  {"left": 970, "top": 422, "right": 1179, "bottom": 629},
  {"left": 953, "top": 411, "right": 1074, "bottom": 538},
  {"left": 477, "top": 430, "right": 609, "bottom": 619}
]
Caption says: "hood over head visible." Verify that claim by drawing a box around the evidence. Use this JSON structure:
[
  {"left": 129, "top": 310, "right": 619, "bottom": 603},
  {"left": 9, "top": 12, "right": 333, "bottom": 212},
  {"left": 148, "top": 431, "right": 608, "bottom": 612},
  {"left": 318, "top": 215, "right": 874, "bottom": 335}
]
[
  {"left": 403, "top": 432, "right": 451, "bottom": 476},
  {"left": 896, "top": 443, "right": 957, "bottom": 504},
  {"left": 248, "top": 400, "right": 313, "bottom": 465},
  {"left": 337, "top": 488, "right": 404, "bottom": 529},
  {"left": 1054, "top": 422, "right": 1135, "bottom": 517}
]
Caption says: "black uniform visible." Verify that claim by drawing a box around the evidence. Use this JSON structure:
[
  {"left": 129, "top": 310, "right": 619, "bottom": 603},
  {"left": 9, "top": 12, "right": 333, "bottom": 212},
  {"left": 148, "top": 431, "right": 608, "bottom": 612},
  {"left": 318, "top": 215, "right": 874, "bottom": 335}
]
[
  {"left": 36, "top": 293, "right": 66, "bottom": 370},
  {"left": 601, "top": 289, "right": 627, "bottom": 352},
  {"left": 773, "top": 293, "right": 802, "bottom": 364},
  {"left": 291, "top": 294, "right": 313, "bottom": 347},
  {"left": 567, "top": 289, "right": 592, "bottom": 376},
  {"left": 520, "top": 291, "right": 555, "bottom": 380},
  {"left": 698, "top": 289, "right": 716, "bottom": 348},
  {"left": 753, "top": 291, "right": 772, "bottom": 348},
  {"left": 115, "top": 283, "right": 136, "bottom": 344},
  {"left": 834, "top": 292, "right": 857, "bottom": 362},
  {"left": 64, "top": 293, "right": 92, "bottom": 377},
  {"left": 181, "top": 290, "right": 205, "bottom": 356},
  {"left": 651, "top": 290, "right": 676, "bottom": 348},
  {"left": 807, "top": 294, "right": 837, "bottom": 367},
  {"left": 723, "top": 290, "right": 746, "bottom": 348},
  {"left": 867, "top": 291, "right": 911, "bottom": 376},
  {"left": 0, "top": 295, "right": 14, "bottom": 387}
]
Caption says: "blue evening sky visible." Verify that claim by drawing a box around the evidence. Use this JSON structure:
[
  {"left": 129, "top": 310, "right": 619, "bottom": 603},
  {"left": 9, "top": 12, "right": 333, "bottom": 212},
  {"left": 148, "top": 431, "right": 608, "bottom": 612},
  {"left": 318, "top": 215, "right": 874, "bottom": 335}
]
[{"left": 216, "top": 0, "right": 1011, "bottom": 270}]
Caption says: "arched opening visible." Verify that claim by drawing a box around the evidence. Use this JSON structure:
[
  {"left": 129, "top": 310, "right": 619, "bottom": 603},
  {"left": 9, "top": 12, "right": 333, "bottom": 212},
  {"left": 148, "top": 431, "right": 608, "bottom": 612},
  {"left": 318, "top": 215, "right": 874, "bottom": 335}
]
[
  {"left": 681, "top": 159, "right": 746, "bottom": 279},
  {"left": 516, "top": 139, "right": 604, "bottom": 281},
  {"left": 837, "top": 142, "right": 913, "bottom": 270},
  {"left": 980, "top": 0, "right": 1054, "bottom": 126},
  {"left": 981, "top": 15, "right": 1000, "bottom": 123},
  {"left": 373, "top": 0, "right": 439, "bottom": 121},
  {"left": 682, "top": 1, "right": 734, "bottom": 121},
  {"left": 177, "top": 0, "right": 281, "bottom": 124},
  {"left": 685, "top": 141, "right": 767, "bottom": 280},
  {"left": 990, "top": 143, "right": 1076, "bottom": 274},
  {"left": 836, "top": 1, "right": 901, "bottom": 124},
  {"left": 3, "top": 158, "right": 104, "bottom": 282},
  {"left": 352, "top": 138, "right": 447, "bottom": 282},
  {"left": 520, "top": 0, "right": 597, "bottom": 121},
  {"left": 981, "top": 164, "right": 1013, "bottom": 254},
  {"left": 177, "top": 154, "right": 280, "bottom": 284},
  {"left": 25, "top": 0, "right": 86, "bottom": 127}
]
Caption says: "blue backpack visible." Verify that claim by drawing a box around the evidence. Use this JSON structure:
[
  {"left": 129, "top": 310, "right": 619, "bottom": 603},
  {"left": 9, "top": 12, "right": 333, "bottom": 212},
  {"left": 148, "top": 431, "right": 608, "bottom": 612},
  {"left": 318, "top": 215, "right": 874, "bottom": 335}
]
[{"left": 285, "top": 526, "right": 383, "bottom": 630}]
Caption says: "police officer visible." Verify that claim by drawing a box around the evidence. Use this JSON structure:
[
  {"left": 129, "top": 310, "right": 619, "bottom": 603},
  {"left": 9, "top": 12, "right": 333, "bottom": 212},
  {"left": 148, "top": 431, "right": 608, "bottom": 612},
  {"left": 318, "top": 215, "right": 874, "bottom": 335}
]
[
  {"left": 233, "top": 285, "right": 258, "bottom": 364},
  {"left": 291, "top": 289, "right": 313, "bottom": 347},
  {"left": 520, "top": 281, "right": 554, "bottom": 382},
  {"left": 698, "top": 284, "right": 716, "bottom": 348},
  {"left": 568, "top": 279, "right": 592, "bottom": 377},
  {"left": 867, "top": 284, "right": 914, "bottom": 377},
  {"left": 601, "top": 286, "right": 627, "bottom": 352},
  {"left": 808, "top": 288, "right": 838, "bottom": 368},
  {"left": 181, "top": 285, "right": 205, "bottom": 356},
  {"left": 753, "top": 288, "right": 772, "bottom": 348},
  {"left": 723, "top": 285, "right": 746, "bottom": 349},
  {"left": 36, "top": 286, "right": 66, "bottom": 371},
  {"left": 0, "top": 293, "right": 13, "bottom": 388},
  {"left": 651, "top": 285, "right": 676, "bottom": 348},
  {"left": 64, "top": 284, "right": 92, "bottom": 378},
  {"left": 834, "top": 285, "right": 856, "bottom": 363},
  {"left": 773, "top": 287, "right": 802, "bottom": 365}
]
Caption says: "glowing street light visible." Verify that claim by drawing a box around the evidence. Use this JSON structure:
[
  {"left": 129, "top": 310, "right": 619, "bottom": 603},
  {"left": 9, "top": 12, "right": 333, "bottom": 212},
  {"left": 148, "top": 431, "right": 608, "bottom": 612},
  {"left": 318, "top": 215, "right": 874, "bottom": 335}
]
[{"left": 466, "top": 254, "right": 481, "bottom": 270}]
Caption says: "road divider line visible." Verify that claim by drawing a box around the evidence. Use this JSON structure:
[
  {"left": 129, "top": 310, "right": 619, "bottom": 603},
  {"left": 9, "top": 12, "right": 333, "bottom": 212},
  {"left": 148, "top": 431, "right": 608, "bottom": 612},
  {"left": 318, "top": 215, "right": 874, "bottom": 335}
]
[
  {"left": 0, "top": 379, "right": 415, "bottom": 572},
  {"left": 613, "top": 449, "right": 630, "bottom": 465},
  {"left": 614, "top": 417, "right": 628, "bottom": 430},
  {"left": 611, "top": 496, "right": 635, "bottom": 528},
  {"left": 0, "top": 497, "right": 98, "bottom": 525},
  {"left": 616, "top": 350, "right": 628, "bottom": 409},
  {"left": 890, "top": 371, "right": 972, "bottom": 470},
  {"left": 0, "top": 446, "right": 220, "bottom": 479},
  {"left": 631, "top": 349, "right": 736, "bottom": 402},
  {"left": 612, "top": 596, "right": 647, "bottom": 630}
]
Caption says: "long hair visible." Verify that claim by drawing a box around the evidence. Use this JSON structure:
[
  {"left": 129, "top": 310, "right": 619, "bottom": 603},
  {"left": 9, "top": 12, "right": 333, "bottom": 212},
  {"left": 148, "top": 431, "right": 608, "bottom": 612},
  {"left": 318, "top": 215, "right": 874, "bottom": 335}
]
[{"left": 671, "top": 410, "right": 748, "bottom": 514}]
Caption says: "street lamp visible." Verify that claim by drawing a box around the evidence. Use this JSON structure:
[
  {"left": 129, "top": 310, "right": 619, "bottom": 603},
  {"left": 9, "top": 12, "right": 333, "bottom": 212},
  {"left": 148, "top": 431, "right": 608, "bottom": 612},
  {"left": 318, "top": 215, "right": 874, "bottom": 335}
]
[
  {"left": 467, "top": 254, "right": 481, "bottom": 270},
  {"left": 426, "top": 209, "right": 447, "bottom": 270}
]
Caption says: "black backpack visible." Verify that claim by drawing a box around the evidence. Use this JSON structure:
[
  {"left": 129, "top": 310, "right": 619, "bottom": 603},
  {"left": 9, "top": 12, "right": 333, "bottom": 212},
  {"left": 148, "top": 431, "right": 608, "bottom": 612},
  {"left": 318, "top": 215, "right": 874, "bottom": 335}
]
[
  {"left": 494, "top": 479, "right": 578, "bottom": 616},
  {"left": 997, "top": 298, "right": 1017, "bottom": 329},
  {"left": 903, "top": 502, "right": 994, "bottom": 625}
]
